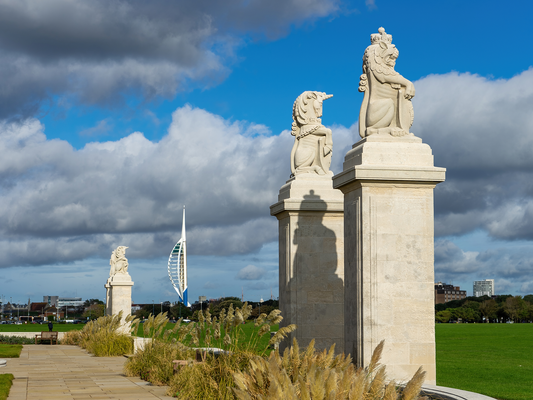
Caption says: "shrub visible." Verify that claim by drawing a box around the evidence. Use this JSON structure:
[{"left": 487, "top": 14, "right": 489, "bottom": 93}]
[
  {"left": 0, "top": 335, "right": 34, "bottom": 345},
  {"left": 124, "top": 312, "right": 195, "bottom": 385},
  {"left": 73, "top": 312, "right": 134, "bottom": 356},
  {"left": 61, "top": 330, "right": 81, "bottom": 345},
  {"left": 232, "top": 340, "right": 426, "bottom": 400},
  {"left": 168, "top": 304, "right": 295, "bottom": 399}
]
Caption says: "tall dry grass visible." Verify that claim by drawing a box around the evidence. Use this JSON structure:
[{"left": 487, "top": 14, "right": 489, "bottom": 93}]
[
  {"left": 232, "top": 339, "right": 426, "bottom": 400},
  {"left": 167, "top": 304, "right": 296, "bottom": 399},
  {"left": 124, "top": 312, "right": 196, "bottom": 385},
  {"left": 61, "top": 311, "right": 133, "bottom": 356}
]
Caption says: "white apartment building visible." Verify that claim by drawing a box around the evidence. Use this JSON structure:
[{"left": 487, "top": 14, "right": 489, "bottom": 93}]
[{"left": 473, "top": 279, "right": 495, "bottom": 297}]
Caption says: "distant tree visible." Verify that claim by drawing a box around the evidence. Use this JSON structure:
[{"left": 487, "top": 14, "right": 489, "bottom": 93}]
[
  {"left": 83, "top": 304, "right": 104, "bottom": 319},
  {"left": 479, "top": 299, "right": 498, "bottom": 322},
  {"left": 209, "top": 299, "right": 244, "bottom": 317},
  {"left": 523, "top": 294, "right": 533, "bottom": 304},
  {"left": 527, "top": 303, "right": 533, "bottom": 321},
  {"left": 452, "top": 306, "right": 479, "bottom": 322},
  {"left": 495, "top": 295, "right": 513, "bottom": 304},
  {"left": 504, "top": 296, "right": 526, "bottom": 322},
  {"left": 84, "top": 299, "right": 104, "bottom": 307},
  {"left": 191, "top": 310, "right": 199, "bottom": 322},
  {"left": 435, "top": 310, "right": 452, "bottom": 323},
  {"left": 135, "top": 308, "right": 150, "bottom": 319},
  {"left": 250, "top": 305, "right": 276, "bottom": 319},
  {"left": 170, "top": 302, "right": 192, "bottom": 319},
  {"left": 463, "top": 300, "right": 480, "bottom": 312}
]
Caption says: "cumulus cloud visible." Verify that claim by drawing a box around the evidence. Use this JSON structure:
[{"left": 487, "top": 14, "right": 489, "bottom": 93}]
[
  {"left": 434, "top": 238, "right": 533, "bottom": 295},
  {"left": 0, "top": 105, "right": 354, "bottom": 268},
  {"left": 236, "top": 265, "right": 266, "bottom": 280},
  {"left": 0, "top": 0, "right": 341, "bottom": 118},
  {"left": 414, "top": 69, "right": 533, "bottom": 240}
]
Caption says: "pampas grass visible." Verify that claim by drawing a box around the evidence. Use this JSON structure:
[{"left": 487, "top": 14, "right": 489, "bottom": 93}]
[
  {"left": 233, "top": 340, "right": 426, "bottom": 400},
  {"left": 124, "top": 312, "right": 196, "bottom": 385},
  {"left": 62, "top": 311, "right": 133, "bottom": 356}
]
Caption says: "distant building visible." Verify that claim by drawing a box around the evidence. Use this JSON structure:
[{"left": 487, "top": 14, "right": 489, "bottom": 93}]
[
  {"left": 43, "top": 296, "right": 59, "bottom": 307},
  {"left": 43, "top": 296, "right": 84, "bottom": 307},
  {"left": 30, "top": 302, "right": 48, "bottom": 312},
  {"left": 57, "top": 297, "right": 84, "bottom": 307},
  {"left": 434, "top": 282, "right": 467, "bottom": 304},
  {"left": 473, "top": 279, "right": 495, "bottom": 297}
]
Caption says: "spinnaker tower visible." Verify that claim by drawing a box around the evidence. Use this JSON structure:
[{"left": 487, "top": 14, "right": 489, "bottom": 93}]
[{"left": 168, "top": 206, "right": 189, "bottom": 306}]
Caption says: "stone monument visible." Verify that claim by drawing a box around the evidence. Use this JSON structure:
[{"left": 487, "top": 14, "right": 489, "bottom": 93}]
[
  {"left": 271, "top": 91, "right": 344, "bottom": 353},
  {"left": 333, "top": 28, "right": 445, "bottom": 384},
  {"left": 105, "top": 246, "right": 134, "bottom": 332}
]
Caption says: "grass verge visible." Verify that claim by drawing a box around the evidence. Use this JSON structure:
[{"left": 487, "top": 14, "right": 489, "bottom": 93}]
[
  {"left": 0, "top": 324, "right": 83, "bottom": 333},
  {"left": 0, "top": 345, "right": 19, "bottom": 400},
  {"left": 436, "top": 323, "right": 533, "bottom": 400},
  {"left": 0, "top": 374, "right": 14, "bottom": 400},
  {"left": 0, "top": 344, "right": 22, "bottom": 358}
]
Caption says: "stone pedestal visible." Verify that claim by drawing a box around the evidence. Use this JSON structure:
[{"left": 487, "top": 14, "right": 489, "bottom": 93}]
[
  {"left": 105, "top": 273, "right": 134, "bottom": 333},
  {"left": 333, "top": 135, "right": 445, "bottom": 384},
  {"left": 271, "top": 174, "right": 344, "bottom": 353}
]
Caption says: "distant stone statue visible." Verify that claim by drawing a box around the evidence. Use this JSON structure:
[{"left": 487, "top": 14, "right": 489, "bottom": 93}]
[
  {"left": 359, "top": 27, "right": 415, "bottom": 138},
  {"left": 290, "top": 91, "right": 334, "bottom": 176},
  {"left": 109, "top": 246, "right": 129, "bottom": 276}
]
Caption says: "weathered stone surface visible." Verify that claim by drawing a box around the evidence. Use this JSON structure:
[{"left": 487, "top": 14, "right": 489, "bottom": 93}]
[
  {"left": 334, "top": 134, "right": 445, "bottom": 384},
  {"left": 290, "top": 91, "right": 334, "bottom": 177},
  {"left": 105, "top": 246, "right": 134, "bottom": 333},
  {"left": 358, "top": 27, "right": 415, "bottom": 139},
  {"left": 271, "top": 173, "right": 344, "bottom": 354}
]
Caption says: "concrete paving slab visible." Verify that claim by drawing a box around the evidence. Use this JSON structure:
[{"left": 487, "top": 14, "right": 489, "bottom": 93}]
[{"left": 2, "top": 345, "right": 175, "bottom": 400}]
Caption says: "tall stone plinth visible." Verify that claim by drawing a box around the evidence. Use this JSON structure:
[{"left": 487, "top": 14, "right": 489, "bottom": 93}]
[
  {"left": 105, "top": 273, "right": 134, "bottom": 333},
  {"left": 271, "top": 174, "right": 344, "bottom": 353},
  {"left": 333, "top": 135, "right": 445, "bottom": 384}
]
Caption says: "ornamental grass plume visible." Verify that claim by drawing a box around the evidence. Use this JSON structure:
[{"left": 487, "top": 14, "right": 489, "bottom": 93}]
[
  {"left": 124, "top": 312, "right": 196, "bottom": 385},
  {"left": 68, "top": 311, "right": 134, "bottom": 356},
  {"left": 232, "top": 339, "right": 426, "bottom": 400},
  {"left": 168, "top": 303, "right": 295, "bottom": 399}
]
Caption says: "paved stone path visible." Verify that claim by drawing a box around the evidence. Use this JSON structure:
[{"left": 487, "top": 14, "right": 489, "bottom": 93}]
[{"left": 2, "top": 345, "right": 175, "bottom": 400}]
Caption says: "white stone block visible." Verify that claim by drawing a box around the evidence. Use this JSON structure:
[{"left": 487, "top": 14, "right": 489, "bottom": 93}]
[
  {"left": 333, "top": 136, "right": 445, "bottom": 385},
  {"left": 271, "top": 174, "right": 344, "bottom": 354}
]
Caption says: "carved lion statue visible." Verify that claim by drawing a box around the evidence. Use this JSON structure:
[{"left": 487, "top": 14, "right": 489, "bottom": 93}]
[
  {"left": 290, "top": 91, "right": 334, "bottom": 176},
  {"left": 359, "top": 27, "right": 414, "bottom": 138},
  {"left": 109, "top": 246, "right": 129, "bottom": 276}
]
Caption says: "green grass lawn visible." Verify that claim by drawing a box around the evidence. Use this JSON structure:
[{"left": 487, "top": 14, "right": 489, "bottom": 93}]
[
  {"left": 436, "top": 323, "right": 533, "bottom": 400},
  {"left": 134, "top": 320, "right": 278, "bottom": 353},
  {"left": 0, "top": 324, "right": 84, "bottom": 332},
  {"left": 0, "top": 345, "right": 19, "bottom": 400},
  {"left": 0, "top": 344, "right": 22, "bottom": 358},
  {"left": 0, "top": 374, "right": 14, "bottom": 400}
]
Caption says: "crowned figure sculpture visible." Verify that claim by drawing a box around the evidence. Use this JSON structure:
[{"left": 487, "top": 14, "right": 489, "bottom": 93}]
[
  {"left": 290, "top": 91, "right": 334, "bottom": 176},
  {"left": 358, "top": 27, "right": 415, "bottom": 138},
  {"left": 105, "top": 246, "right": 134, "bottom": 332},
  {"left": 332, "top": 27, "right": 446, "bottom": 384},
  {"left": 109, "top": 246, "right": 129, "bottom": 276}
]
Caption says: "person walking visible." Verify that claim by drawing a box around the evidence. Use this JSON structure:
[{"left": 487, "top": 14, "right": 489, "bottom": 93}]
[{"left": 48, "top": 321, "right": 53, "bottom": 332}]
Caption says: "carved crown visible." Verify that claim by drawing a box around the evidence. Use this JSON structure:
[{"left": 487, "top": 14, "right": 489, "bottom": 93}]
[{"left": 370, "top": 27, "right": 392, "bottom": 45}]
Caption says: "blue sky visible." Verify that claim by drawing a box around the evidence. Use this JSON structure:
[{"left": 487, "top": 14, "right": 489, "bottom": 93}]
[{"left": 1, "top": 0, "right": 533, "bottom": 306}]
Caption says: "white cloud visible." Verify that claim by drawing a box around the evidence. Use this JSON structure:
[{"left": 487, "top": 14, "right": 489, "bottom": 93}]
[
  {"left": 0, "top": 105, "right": 354, "bottom": 268},
  {"left": 434, "top": 237, "right": 533, "bottom": 295},
  {"left": 236, "top": 265, "right": 265, "bottom": 280},
  {"left": 0, "top": 0, "right": 341, "bottom": 118},
  {"left": 413, "top": 69, "right": 533, "bottom": 241}
]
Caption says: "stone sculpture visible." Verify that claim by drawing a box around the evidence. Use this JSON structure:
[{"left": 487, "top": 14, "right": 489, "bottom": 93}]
[
  {"left": 109, "top": 246, "right": 129, "bottom": 276},
  {"left": 359, "top": 27, "right": 415, "bottom": 138},
  {"left": 290, "top": 91, "right": 333, "bottom": 176}
]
